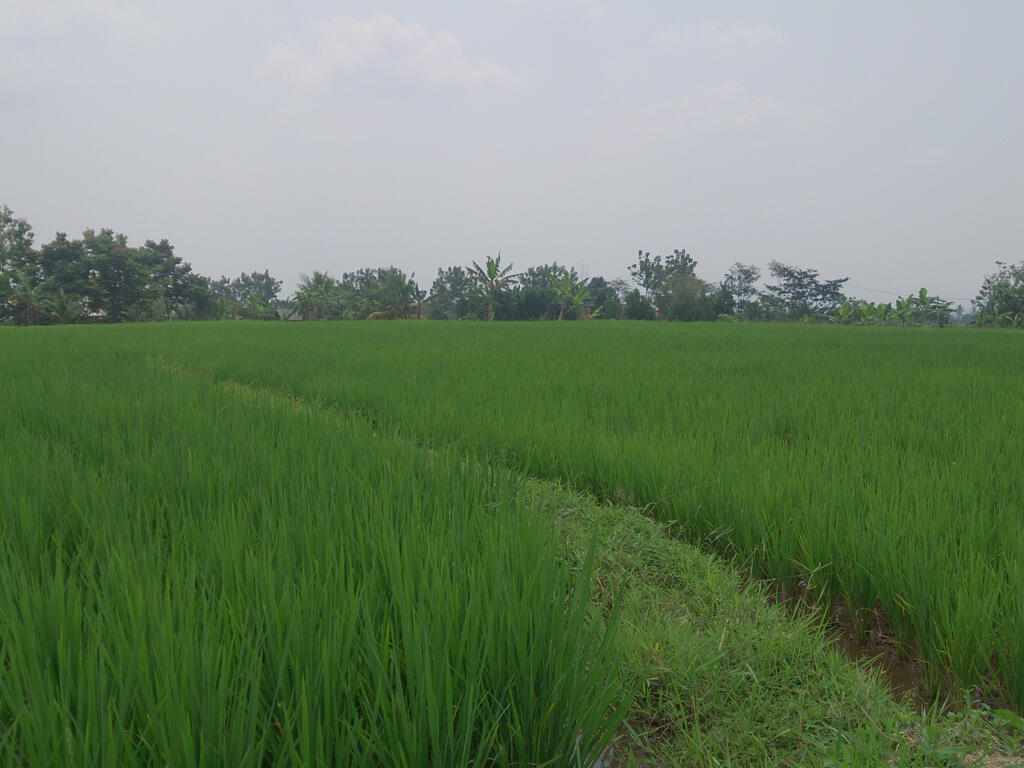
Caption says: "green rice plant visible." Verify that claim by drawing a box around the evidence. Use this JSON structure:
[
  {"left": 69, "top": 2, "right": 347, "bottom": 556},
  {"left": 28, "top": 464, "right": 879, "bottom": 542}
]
[
  {"left": 0, "top": 330, "right": 630, "bottom": 766},
  {"left": 88, "top": 320, "right": 1024, "bottom": 707}
]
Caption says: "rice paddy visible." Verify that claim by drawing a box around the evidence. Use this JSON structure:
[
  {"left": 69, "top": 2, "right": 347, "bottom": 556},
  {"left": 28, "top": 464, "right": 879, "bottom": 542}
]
[
  {"left": 2, "top": 320, "right": 1023, "bottom": 765},
  {"left": 114, "top": 321, "right": 1024, "bottom": 704},
  {"left": 0, "top": 332, "right": 627, "bottom": 766}
]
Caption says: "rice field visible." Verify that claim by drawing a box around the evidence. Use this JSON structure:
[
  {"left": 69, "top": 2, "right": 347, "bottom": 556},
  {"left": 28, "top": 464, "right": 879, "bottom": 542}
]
[
  {"left": 0, "top": 331, "right": 627, "bottom": 766},
  {"left": 101, "top": 320, "right": 1024, "bottom": 705},
  {"left": 2, "top": 320, "right": 1023, "bottom": 764}
]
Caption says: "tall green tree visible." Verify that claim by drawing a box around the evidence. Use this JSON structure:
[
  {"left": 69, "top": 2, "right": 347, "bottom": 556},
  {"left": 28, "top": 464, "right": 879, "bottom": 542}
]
[
  {"left": 235, "top": 270, "right": 282, "bottom": 305},
  {"left": 340, "top": 267, "right": 420, "bottom": 318},
  {"left": 469, "top": 252, "right": 517, "bottom": 321},
  {"left": 722, "top": 263, "right": 762, "bottom": 319},
  {"left": 629, "top": 249, "right": 698, "bottom": 301},
  {"left": 135, "top": 239, "right": 211, "bottom": 320},
  {"left": 587, "top": 276, "right": 622, "bottom": 319},
  {"left": 0, "top": 206, "right": 35, "bottom": 271},
  {"left": 427, "top": 267, "right": 486, "bottom": 320},
  {"left": 3, "top": 211, "right": 216, "bottom": 323},
  {"left": 623, "top": 288, "right": 656, "bottom": 320},
  {"left": 211, "top": 270, "right": 283, "bottom": 319},
  {"left": 212, "top": 271, "right": 282, "bottom": 307},
  {"left": 761, "top": 261, "right": 848, "bottom": 321},
  {"left": 80, "top": 229, "right": 150, "bottom": 322},
  {"left": 515, "top": 263, "right": 565, "bottom": 320},
  {"left": 630, "top": 248, "right": 725, "bottom": 321},
  {"left": 975, "top": 260, "right": 1024, "bottom": 327},
  {"left": 37, "top": 234, "right": 89, "bottom": 299},
  {"left": 1, "top": 206, "right": 37, "bottom": 320}
]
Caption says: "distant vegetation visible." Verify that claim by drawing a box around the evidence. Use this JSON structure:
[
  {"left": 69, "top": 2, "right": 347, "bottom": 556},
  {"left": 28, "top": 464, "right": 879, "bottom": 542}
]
[{"left": 2, "top": 204, "right": 1019, "bottom": 326}]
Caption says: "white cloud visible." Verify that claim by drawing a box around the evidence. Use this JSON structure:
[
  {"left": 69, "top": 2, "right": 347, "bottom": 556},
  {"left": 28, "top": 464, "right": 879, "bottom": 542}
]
[
  {"left": 0, "top": 0, "right": 153, "bottom": 37},
  {"left": 263, "top": 14, "right": 520, "bottom": 90}
]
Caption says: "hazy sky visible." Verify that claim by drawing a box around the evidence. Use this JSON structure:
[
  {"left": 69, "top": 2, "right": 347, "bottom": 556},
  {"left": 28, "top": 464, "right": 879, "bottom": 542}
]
[{"left": 2, "top": 1, "right": 1021, "bottom": 302}]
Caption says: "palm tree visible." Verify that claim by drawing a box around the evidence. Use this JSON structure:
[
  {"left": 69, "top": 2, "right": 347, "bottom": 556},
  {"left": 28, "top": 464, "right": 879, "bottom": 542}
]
[
  {"left": 469, "top": 252, "right": 517, "bottom": 321},
  {"left": 293, "top": 271, "right": 341, "bottom": 320},
  {"left": 52, "top": 287, "right": 86, "bottom": 323},
  {"left": 9, "top": 270, "right": 53, "bottom": 326}
]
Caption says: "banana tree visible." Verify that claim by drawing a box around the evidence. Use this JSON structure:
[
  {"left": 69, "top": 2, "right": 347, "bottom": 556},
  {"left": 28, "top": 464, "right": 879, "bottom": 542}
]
[
  {"left": 469, "top": 252, "right": 517, "bottom": 321},
  {"left": 569, "top": 281, "right": 591, "bottom": 319},
  {"left": 832, "top": 300, "right": 855, "bottom": 324},
  {"left": 895, "top": 296, "right": 915, "bottom": 327},
  {"left": 912, "top": 287, "right": 931, "bottom": 326},
  {"left": 931, "top": 297, "right": 954, "bottom": 327},
  {"left": 549, "top": 268, "right": 588, "bottom": 320}
]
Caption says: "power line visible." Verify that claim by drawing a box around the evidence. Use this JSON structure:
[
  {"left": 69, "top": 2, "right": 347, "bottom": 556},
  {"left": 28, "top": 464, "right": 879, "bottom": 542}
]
[{"left": 848, "top": 285, "right": 975, "bottom": 302}]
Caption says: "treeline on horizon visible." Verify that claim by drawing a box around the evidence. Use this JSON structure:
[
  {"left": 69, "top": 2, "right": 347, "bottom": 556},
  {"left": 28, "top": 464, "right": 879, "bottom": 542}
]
[{"left": 3, "top": 205, "right": 1022, "bottom": 328}]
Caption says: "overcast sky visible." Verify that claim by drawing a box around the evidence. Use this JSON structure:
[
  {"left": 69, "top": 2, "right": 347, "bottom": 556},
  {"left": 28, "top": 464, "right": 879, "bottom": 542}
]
[{"left": 2, "top": 1, "right": 1021, "bottom": 302}]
